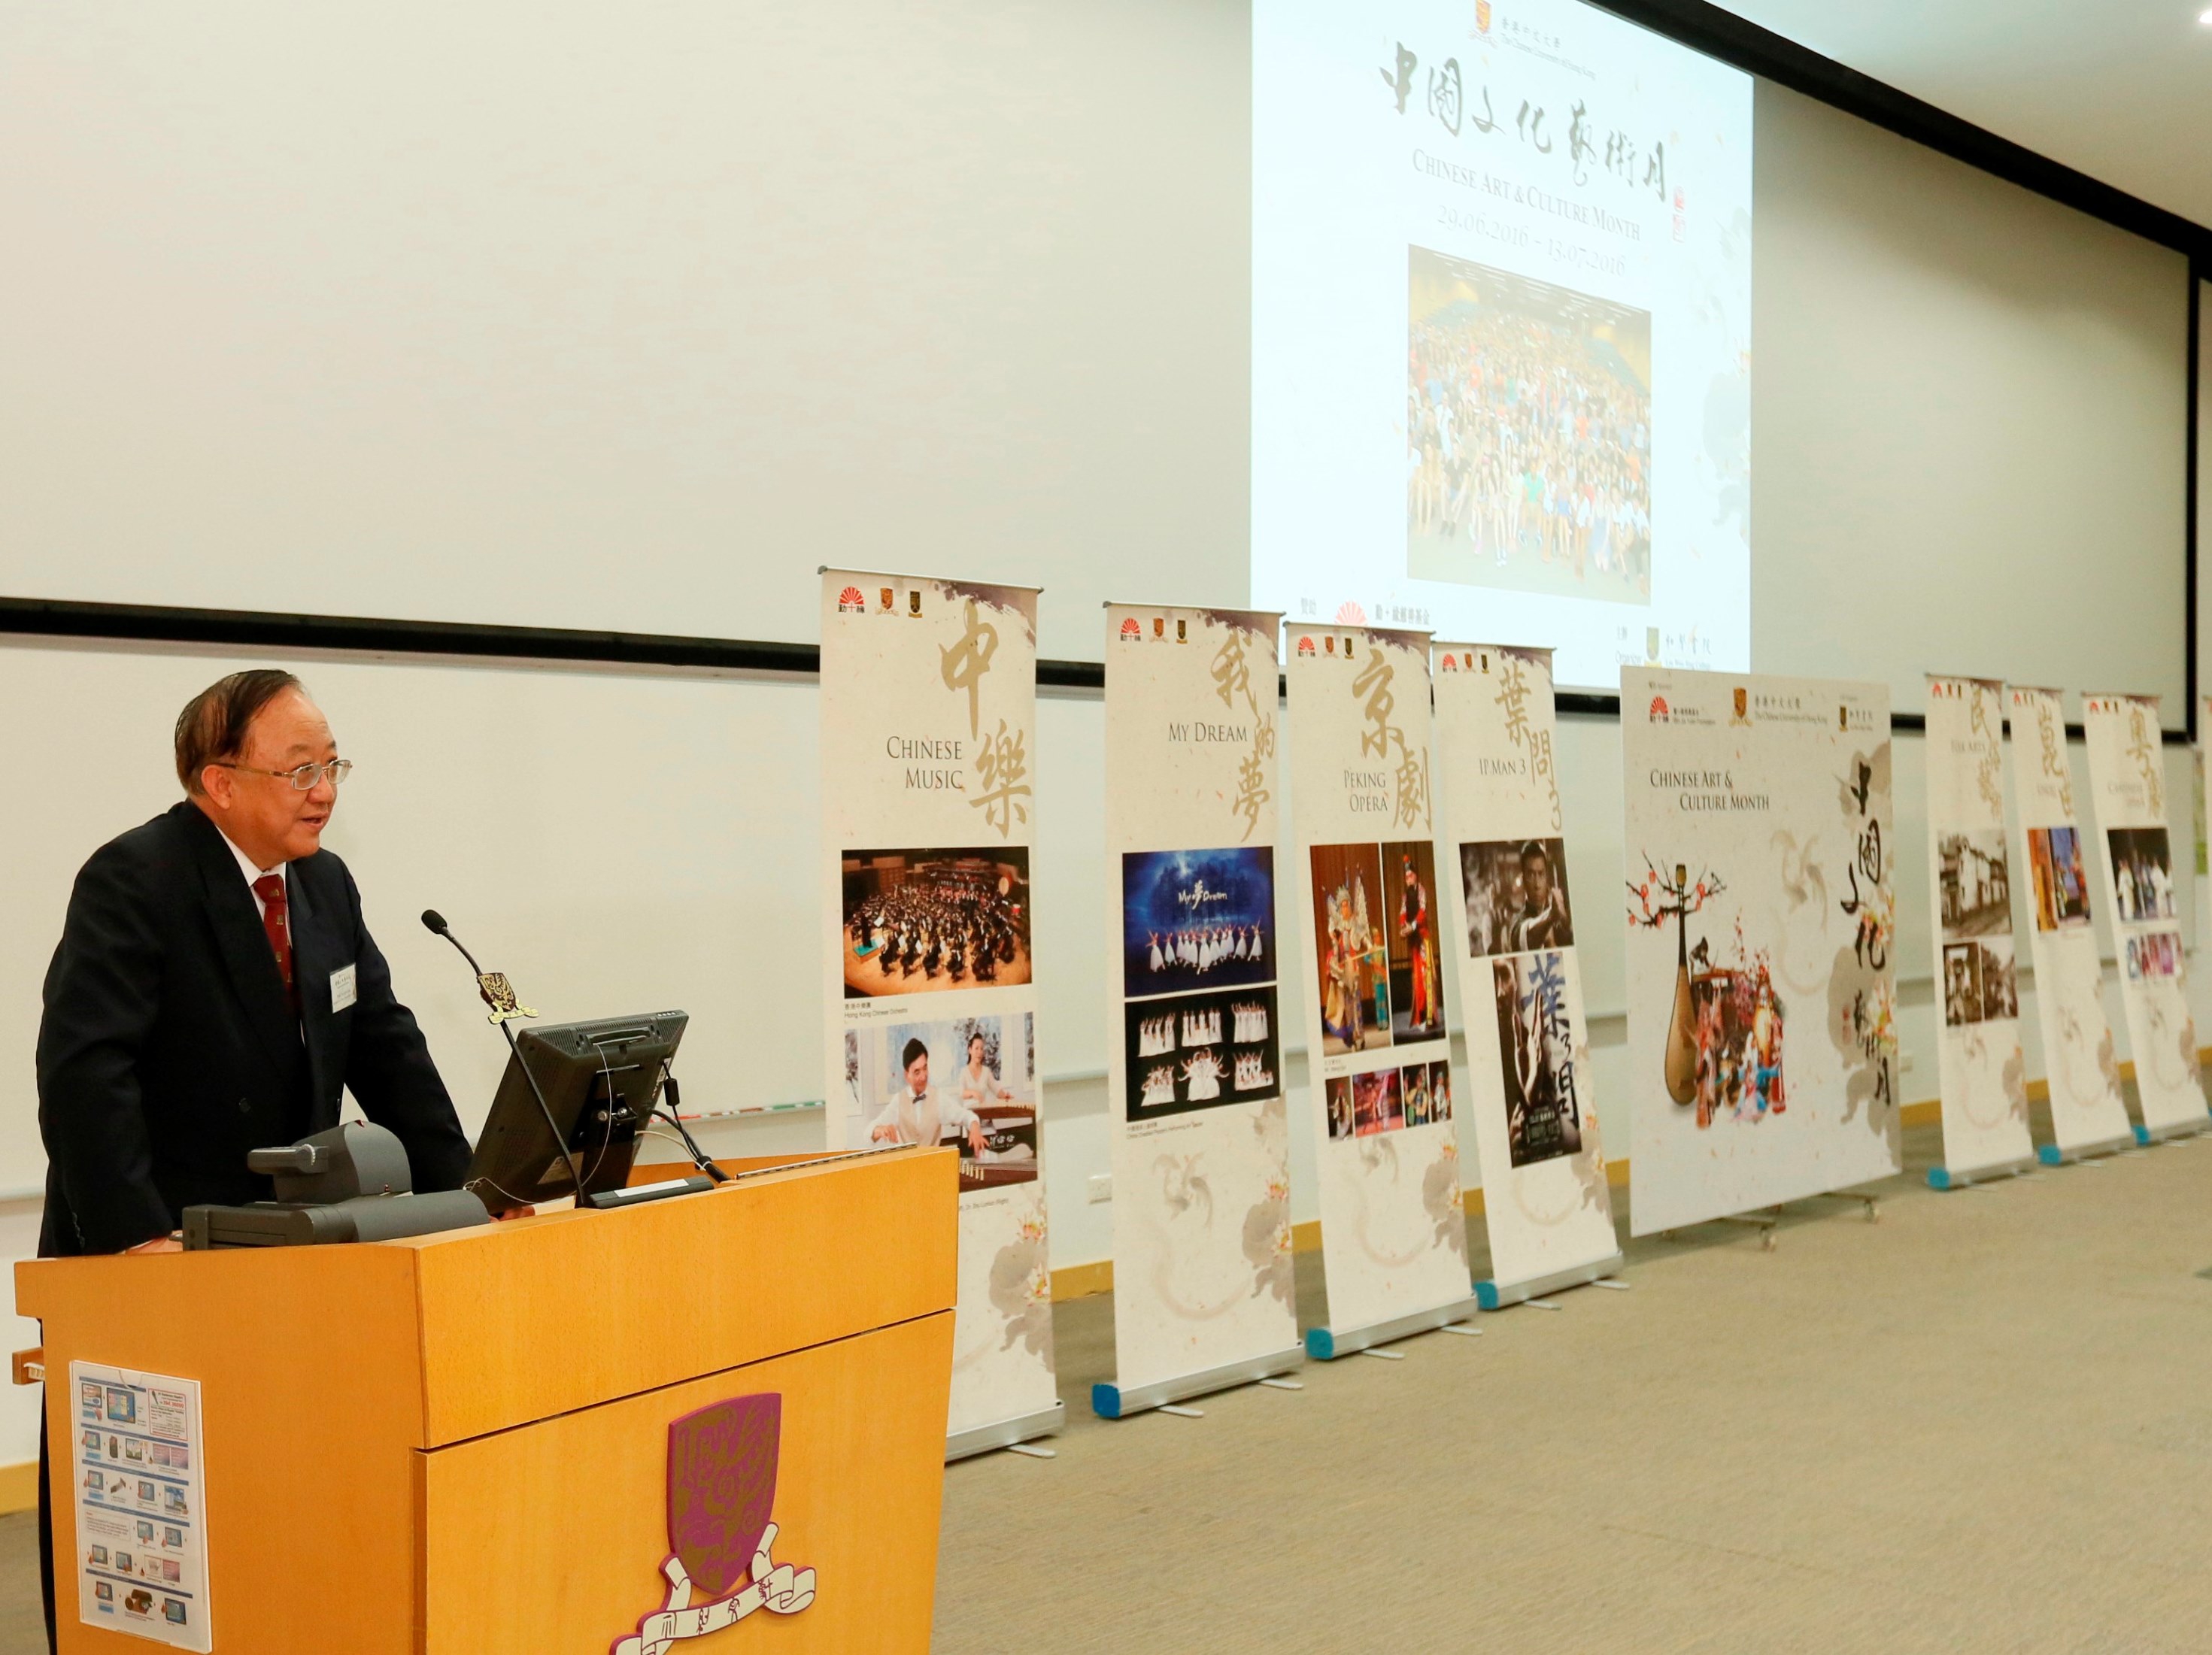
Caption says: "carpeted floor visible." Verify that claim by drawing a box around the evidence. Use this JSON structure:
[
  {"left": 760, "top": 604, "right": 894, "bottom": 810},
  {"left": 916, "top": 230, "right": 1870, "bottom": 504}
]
[
  {"left": 1, "top": 1117, "right": 2204, "bottom": 1652},
  {"left": 935, "top": 1116, "right": 2212, "bottom": 1653}
]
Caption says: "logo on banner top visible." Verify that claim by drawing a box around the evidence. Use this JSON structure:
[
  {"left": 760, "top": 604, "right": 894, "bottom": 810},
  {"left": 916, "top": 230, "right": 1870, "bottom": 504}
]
[
  {"left": 1730, "top": 687, "right": 1750, "bottom": 726},
  {"left": 1153, "top": 617, "right": 1167, "bottom": 639},
  {"left": 1118, "top": 617, "right": 1142, "bottom": 642},
  {"left": 1648, "top": 696, "right": 1670, "bottom": 723},
  {"left": 610, "top": 1393, "right": 815, "bottom": 1655},
  {"left": 909, "top": 590, "right": 924, "bottom": 617},
  {"left": 1296, "top": 636, "right": 1316, "bottom": 656},
  {"left": 1176, "top": 619, "right": 1188, "bottom": 643},
  {"left": 1475, "top": 0, "right": 1493, "bottom": 34},
  {"left": 836, "top": 587, "right": 866, "bottom": 614}
]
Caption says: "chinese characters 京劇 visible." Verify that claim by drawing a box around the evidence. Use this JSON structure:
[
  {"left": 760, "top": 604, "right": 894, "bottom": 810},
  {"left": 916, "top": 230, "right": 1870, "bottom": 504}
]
[{"left": 1352, "top": 649, "right": 1428, "bottom": 830}]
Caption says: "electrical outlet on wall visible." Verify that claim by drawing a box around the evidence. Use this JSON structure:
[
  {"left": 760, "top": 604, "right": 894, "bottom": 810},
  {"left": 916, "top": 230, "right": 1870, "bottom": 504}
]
[{"left": 1088, "top": 1173, "right": 1112, "bottom": 1203}]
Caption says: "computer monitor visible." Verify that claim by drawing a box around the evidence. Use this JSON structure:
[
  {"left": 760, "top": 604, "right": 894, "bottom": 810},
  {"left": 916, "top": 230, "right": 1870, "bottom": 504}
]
[{"left": 463, "top": 1011, "right": 687, "bottom": 1210}]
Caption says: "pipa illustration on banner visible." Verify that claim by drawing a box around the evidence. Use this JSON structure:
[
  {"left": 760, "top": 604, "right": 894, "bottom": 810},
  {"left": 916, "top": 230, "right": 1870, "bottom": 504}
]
[
  {"left": 818, "top": 570, "right": 1060, "bottom": 1456},
  {"left": 1434, "top": 644, "right": 1619, "bottom": 1305},
  {"left": 1621, "top": 668, "right": 1901, "bottom": 1235},
  {"left": 1286, "top": 626, "right": 1476, "bottom": 1356},
  {"left": 1094, "top": 605, "right": 1300, "bottom": 1418}
]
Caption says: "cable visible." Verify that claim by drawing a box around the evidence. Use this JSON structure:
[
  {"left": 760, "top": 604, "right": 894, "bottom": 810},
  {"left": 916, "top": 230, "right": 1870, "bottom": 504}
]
[
  {"left": 421, "top": 911, "right": 590, "bottom": 1210},
  {"left": 654, "top": 1072, "right": 730, "bottom": 1182}
]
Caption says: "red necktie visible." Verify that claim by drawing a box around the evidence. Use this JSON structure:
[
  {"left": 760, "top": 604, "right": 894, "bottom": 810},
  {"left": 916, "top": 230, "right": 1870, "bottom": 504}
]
[{"left": 253, "top": 873, "right": 296, "bottom": 1010}]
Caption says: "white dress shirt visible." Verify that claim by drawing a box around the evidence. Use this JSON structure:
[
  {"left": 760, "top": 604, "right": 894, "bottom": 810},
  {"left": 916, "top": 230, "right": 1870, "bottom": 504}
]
[{"left": 219, "top": 832, "right": 288, "bottom": 923}]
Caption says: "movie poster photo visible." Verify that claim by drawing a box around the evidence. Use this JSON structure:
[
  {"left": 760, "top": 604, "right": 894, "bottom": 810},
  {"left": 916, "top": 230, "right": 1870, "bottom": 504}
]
[
  {"left": 1121, "top": 847, "right": 1274, "bottom": 996},
  {"left": 1492, "top": 952, "right": 1583, "bottom": 1167},
  {"left": 2025, "top": 826, "right": 2091, "bottom": 932},
  {"left": 1123, "top": 985, "right": 1281, "bottom": 1123},
  {"left": 841, "top": 847, "right": 1032, "bottom": 997},
  {"left": 1461, "top": 836, "right": 1574, "bottom": 956},
  {"left": 845, "top": 1013, "right": 1038, "bottom": 1191}
]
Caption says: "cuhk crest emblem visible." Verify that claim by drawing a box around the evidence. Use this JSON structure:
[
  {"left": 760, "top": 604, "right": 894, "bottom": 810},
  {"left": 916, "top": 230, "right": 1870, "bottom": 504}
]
[{"left": 610, "top": 1394, "right": 815, "bottom": 1654}]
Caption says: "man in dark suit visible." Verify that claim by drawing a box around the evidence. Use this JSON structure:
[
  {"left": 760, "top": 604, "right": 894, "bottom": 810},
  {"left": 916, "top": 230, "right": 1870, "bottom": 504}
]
[{"left": 33, "top": 667, "right": 473, "bottom": 1643}]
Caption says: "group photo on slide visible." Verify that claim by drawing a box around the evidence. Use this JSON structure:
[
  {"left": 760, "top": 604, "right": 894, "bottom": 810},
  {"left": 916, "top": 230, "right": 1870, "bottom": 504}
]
[{"left": 1404, "top": 248, "right": 1653, "bottom": 604}]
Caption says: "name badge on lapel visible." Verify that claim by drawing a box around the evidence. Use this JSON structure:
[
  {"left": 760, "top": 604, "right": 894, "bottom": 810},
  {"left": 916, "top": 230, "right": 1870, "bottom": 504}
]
[{"left": 330, "top": 964, "right": 358, "bottom": 1013}]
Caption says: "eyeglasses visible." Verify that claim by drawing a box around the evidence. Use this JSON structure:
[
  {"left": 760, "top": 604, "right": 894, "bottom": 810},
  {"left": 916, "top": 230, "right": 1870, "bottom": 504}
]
[{"left": 218, "top": 759, "right": 354, "bottom": 791}]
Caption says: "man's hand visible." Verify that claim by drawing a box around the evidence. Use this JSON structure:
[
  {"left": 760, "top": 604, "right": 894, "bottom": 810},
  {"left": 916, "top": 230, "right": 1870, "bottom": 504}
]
[{"left": 123, "top": 1235, "right": 182, "bottom": 1255}]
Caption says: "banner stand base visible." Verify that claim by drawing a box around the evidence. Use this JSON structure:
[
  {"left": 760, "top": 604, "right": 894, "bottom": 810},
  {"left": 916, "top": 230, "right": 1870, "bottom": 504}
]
[
  {"left": 1090, "top": 1345, "right": 1306, "bottom": 1420},
  {"left": 1475, "top": 1253, "right": 1624, "bottom": 1311},
  {"left": 1303, "top": 1295, "right": 1484, "bottom": 1360},
  {"left": 2135, "top": 1117, "right": 2210, "bottom": 1147},
  {"left": 946, "top": 1402, "right": 1067, "bottom": 1464},
  {"left": 2038, "top": 1133, "right": 2138, "bottom": 1166},
  {"left": 1926, "top": 1155, "right": 2040, "bottom": 1190}
]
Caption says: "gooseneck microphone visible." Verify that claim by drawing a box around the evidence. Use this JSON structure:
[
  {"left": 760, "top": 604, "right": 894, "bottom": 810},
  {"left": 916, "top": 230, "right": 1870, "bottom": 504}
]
[{"left": 420, "top": 909, "right": 591, "bottom": 1211}]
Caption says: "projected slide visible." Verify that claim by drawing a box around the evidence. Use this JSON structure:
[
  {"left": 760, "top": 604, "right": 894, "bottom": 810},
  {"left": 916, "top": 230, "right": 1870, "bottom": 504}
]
[{"left": 1253, "top": 0, "right": 1753, "bottom": 690}]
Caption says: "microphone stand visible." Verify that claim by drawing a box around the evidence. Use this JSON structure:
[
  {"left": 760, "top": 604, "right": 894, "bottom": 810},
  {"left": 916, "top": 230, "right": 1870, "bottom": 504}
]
[{"left": 424, "top": 916, "right": 591, "bottom": 1211}]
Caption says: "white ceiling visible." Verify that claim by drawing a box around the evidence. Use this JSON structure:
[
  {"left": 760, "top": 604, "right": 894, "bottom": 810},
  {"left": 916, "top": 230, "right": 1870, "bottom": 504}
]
[{"left": 1713, "top": 0, "right": 2212, "bottom": 235}]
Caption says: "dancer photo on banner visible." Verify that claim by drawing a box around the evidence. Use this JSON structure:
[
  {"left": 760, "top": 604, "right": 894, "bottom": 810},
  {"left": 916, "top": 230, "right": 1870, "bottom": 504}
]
[
  {"left": 1124, "top": 985, "right": 1280, "bottom": 1123},
  {"left": 1121, "top": 847, "right": 1274, "bottom": 996}
]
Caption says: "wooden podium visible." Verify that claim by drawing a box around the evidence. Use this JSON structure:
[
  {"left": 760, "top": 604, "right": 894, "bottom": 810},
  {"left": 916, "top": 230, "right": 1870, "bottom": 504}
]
[{"left": 19, "top": 1147, "right": 957, "bottom": 1653}]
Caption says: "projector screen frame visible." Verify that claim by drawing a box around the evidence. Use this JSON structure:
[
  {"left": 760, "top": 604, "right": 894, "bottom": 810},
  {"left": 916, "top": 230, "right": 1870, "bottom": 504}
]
[
  {"left": 0, "top": 593, "right": 2192, "bottom": 749},
  {"left": 4, "top": 0, "right": 2204, "bottom": 734}
]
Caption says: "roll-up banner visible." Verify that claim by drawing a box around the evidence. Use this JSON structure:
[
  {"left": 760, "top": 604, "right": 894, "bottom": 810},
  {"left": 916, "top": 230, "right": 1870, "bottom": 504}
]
[
  {"left": 1922, "top": 676, "right": 2035, "bottom": 1184},
  {"left": 1094, "top": 605, "right": 1301, "bottom": 1417},
  {"left": 1285, "top": 624, "right": 1476, "bottom": 1356},
  {"left": 2005, "top": 687, "right": 2133, "bottom": 1158},
  {"left": 818, "top": 570, "right": 1061, "bottom": 1458},
  {"left": 1621, "top": 669, "right": 1901, "bottom": 1235},
  {"left": 1432, "top": 644, "right": 1620, "bottom": 1305},
  {"left": 2080, "top": 693, "right": 2207, "bottom": 1139}
]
